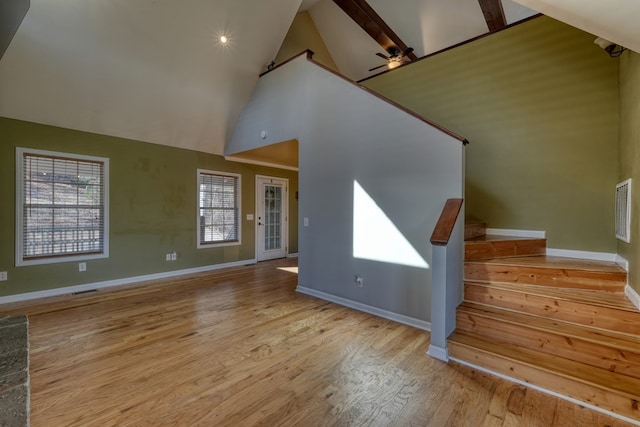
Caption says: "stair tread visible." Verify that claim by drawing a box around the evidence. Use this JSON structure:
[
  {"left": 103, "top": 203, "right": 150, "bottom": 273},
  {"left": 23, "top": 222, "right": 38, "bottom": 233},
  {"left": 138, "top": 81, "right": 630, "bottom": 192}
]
[
  {"left": 466, "top": 235, "right": 546, "bottom": 243},
  {"left": 458, "top": 301, "right": 640, "bottom": 349},
  {"left": 466, "top": 255, "right": 626, "bottom": 274},
  {"left": 448, "top": 331, "right": 640, "bottom": 398},
  {"left": 464, "top": 281, "right": 638, "bottom": 312}
]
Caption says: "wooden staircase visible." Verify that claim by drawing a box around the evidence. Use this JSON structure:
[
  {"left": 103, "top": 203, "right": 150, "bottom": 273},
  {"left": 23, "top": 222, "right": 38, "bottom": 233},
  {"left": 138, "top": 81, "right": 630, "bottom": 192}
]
[{"left": 449, "top": 222, "right": 640, "bottom": 423}]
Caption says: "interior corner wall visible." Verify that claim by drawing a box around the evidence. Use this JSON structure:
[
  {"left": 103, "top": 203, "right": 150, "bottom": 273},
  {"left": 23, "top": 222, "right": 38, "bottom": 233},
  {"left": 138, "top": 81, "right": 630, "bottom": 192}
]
[
  {"left": 274, "top": 11, "right": 338, "bottom": 72},
  {"left": 618, "top": 50, "right": 640, "bottom": 294},
  {"left": 363, "top": 16, "right": 620, "bottom": 252},
  {"left": 0, "top": 0, "right": 29, "bottom": 60},
  {"left": 0, "top": 117, "right": 298, "bottom": 298}
]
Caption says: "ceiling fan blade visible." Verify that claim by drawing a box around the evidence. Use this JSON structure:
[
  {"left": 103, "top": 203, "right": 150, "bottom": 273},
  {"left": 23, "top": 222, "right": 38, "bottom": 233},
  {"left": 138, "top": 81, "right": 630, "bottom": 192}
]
[
  {"left": 368, "top": 64, "right": 388, "bottom": 72},
  {"left": 376, "top": 52, "right": 389, "bottom": 60},
  {"left": 402, "top": 47, "right": 414, "bottom": 57}
]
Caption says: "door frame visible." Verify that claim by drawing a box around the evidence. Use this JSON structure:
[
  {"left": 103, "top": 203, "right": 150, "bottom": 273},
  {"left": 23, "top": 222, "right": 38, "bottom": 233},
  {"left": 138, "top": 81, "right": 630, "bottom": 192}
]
[{"left": 255, "top": 175, "right": 289, "bottom": 261}]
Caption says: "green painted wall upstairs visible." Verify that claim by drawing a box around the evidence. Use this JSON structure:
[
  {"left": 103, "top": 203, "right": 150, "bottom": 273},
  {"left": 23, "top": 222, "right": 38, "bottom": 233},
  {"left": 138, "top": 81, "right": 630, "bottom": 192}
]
[
  {"left": 618, "top": 50, "right": 640, "bottom": 294},
  {"left": 275, "top": 11, "right": 338, "bottom": 71},
  {"left": 364, "top": 16, "right": 620, "bottom": 253},
  {"left": 0, "top": 117, "right": 298, "bottom": 297}
]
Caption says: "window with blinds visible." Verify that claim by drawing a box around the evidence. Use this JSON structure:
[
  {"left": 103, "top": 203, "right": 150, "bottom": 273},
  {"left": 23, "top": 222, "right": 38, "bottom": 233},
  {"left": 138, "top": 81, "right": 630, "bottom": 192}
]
[
  {"left": 16, "top": 148, "right": 109, "bottom": 266},
  {"left": 197, "top": 169, "right": 241, "bottom": 247}
]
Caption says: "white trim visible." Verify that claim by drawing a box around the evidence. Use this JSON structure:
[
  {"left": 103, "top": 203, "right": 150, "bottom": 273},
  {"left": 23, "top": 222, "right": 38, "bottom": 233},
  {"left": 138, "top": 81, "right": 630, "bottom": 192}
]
[
  {"left": 485, "top": 228, "right": 545, "bottom": 238},
  {"left": 224, "top": 156, "right": 299, "bottom": 172},
  {"left": 616, "top": 254, "right": 630, "bottom": 272},
  {"left": 196, "top": 169, "right": 242, "bottom": 249},
  {"left": 625, "top": 285, "right": 640, "bottom": 311},
  {"left": 286, "top": 253, "right": 299, "bottom": 258},
  {"left": 0, "top": 259, "right": 257, "bottom": 306},
  {"left": 450, "top": 357, "right": 640, "bottom": 427},
  {"left": 546, "top": 248, "right": 617, "bottom": 262},
  {"left": 296, "top": 285, "right": 431, "bottom": 331},
  {"left": 427, "top": 345, "right": 449, "bottom": 362},
  {"left": 16, "top": 147, "right": 110, "bottom": 267}
]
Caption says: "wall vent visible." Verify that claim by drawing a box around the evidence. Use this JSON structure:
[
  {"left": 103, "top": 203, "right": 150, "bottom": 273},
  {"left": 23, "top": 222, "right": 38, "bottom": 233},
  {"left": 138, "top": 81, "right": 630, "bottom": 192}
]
[{"left": 615, "top": 179, "right": 631, "bottom": 243}]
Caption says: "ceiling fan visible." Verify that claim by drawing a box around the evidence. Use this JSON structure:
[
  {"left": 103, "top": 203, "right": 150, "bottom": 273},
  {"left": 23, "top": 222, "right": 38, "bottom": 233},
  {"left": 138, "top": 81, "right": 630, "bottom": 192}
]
[{"left": 368, "top": 46, "right": 414, "bottom": 72}]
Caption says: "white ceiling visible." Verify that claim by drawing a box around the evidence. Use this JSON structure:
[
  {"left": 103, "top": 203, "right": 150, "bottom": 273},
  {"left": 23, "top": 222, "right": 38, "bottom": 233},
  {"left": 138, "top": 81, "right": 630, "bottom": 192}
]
[
  {"left": 0, "top": 0, "right": 302, "bottom": 155},
  {"left": 0, "top": 0, "right": 637, "bottom": 156},
  {"left": 307, "top": 0, "right": 537, "bottom": 81},
  {"left": 513, "top": 0, "right": 640, "bottom": 54}
]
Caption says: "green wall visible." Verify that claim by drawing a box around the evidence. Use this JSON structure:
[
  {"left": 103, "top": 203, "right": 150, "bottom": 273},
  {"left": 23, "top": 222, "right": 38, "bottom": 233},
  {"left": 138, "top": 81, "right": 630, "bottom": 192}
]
[
  {"left": 364, "top": 17, "right": 620, "bottom": 252},
  {"left": 0, "top": 117, "right": 298, "bottom": 297},
  {"left": 275, "top": 11, "right": 338, "bottom": 71},
  {"left": 618, "top": 50, "right": 640, "bottom": 293}
]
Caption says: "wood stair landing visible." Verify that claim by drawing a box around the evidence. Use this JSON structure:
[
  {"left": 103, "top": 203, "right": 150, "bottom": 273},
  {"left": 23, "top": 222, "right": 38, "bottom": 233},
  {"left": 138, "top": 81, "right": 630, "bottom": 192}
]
[
  {"left": 450, "top": 223, "right": 640, "bottom": 423},
  {"left": 465, "top": 255, "right": 627, "bottom": 291},
  {"left": 465, "top": 235, "right": 546, "bottom": 261}
]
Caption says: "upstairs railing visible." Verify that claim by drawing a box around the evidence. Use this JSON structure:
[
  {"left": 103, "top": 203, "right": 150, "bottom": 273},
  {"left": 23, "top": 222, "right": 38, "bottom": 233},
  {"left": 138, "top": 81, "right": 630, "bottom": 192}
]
[{"left": 428, "top": 198, "right": 464, "bottom": 361}]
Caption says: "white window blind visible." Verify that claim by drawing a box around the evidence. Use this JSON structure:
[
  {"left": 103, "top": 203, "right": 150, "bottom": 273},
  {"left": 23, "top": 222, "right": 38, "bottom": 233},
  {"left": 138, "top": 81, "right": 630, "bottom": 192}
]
[
  {"left": 16, "top": 148, "right": 109, "bottom": 265},
  {"left": 198, "top": 170, "right": 241, "bottom": 246}
]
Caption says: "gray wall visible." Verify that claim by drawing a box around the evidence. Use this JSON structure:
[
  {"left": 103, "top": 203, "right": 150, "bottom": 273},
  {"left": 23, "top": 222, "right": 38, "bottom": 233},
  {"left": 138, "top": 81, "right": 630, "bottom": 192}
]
[{"left": 228, "top": 57, "right": 465, "bottom": 324}]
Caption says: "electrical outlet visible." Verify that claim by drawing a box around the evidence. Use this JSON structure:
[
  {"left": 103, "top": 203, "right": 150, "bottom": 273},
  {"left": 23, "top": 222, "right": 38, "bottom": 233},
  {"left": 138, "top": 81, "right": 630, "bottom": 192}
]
[
  {"left": 170, "top": 251, "right": 177, "bottom": 261},
  {"left": 0, "top": 272, "right": 7, "bottom": 281},
  {"left": 354, "top": 275, "right": 363, "bottom": 287},
  {"left": 78, "top": 262, "right": 86, "bottom": 272},
  {"left": 165, "top": 253, "right": 171, "bottom": 261}
]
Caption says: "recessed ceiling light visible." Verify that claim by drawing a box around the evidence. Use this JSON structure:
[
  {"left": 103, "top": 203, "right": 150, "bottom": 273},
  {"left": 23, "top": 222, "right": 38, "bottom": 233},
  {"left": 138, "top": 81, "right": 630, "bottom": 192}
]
[{"left": 219, "top": 35, "right": 229, "bottom": 45}]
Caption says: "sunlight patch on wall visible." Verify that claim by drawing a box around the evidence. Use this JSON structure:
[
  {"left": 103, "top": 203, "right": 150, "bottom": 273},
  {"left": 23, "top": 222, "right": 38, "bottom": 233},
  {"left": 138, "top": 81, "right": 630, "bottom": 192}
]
[{"left": 353, "top": 180, "right": 429, "bottom": 269}]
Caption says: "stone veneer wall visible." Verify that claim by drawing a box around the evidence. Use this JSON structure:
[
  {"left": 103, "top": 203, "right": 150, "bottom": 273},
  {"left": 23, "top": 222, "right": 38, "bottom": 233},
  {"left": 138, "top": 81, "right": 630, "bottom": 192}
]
[{"left": 0, "top": 315, "right": 29, "bottom": 426}]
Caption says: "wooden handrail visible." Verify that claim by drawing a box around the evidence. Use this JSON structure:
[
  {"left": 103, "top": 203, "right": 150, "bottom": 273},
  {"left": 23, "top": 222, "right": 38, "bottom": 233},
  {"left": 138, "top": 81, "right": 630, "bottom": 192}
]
[{"left": 430, "top": 198, "right": 463, "bottom": 246}]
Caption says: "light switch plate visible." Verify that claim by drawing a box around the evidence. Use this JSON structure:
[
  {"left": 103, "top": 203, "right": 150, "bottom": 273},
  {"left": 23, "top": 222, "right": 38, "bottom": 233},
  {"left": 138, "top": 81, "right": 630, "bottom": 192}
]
[{"left": 303, "top": 217, "right": 309, "bottom": 227}]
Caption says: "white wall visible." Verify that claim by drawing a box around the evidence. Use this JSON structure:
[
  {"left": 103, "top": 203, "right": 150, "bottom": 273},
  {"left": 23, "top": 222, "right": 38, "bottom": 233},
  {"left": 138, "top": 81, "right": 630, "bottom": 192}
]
[{"left": 228, "top": 56, "right": 465, "bottom": 324}]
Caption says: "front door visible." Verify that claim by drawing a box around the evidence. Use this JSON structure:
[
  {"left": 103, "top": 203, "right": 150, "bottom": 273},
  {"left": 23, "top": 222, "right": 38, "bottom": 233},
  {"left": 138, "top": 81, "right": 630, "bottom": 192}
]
[{"left": 256, "top": 176, "right": 288, "bottom": 261}]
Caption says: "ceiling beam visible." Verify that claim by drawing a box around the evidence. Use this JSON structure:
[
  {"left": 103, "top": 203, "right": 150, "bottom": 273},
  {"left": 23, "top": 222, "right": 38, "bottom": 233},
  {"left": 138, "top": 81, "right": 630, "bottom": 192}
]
[
  {"left": 477, "top": 0, "right": 507, "bottom": 32},
  {"left": 332, "top": 0, "right": 418, "bottom": 61}
]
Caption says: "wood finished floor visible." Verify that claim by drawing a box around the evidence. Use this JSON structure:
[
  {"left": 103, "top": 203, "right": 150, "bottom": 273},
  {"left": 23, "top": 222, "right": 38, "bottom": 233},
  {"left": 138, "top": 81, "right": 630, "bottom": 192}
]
[{"left": 1, "top": 259, "right": 633, "bottom": 427}]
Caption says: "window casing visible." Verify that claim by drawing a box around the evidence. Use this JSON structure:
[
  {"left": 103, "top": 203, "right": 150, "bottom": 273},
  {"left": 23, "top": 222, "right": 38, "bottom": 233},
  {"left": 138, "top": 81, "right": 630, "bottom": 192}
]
[
  {"left": 197, "top": 169, "right": 241, "bottom": 248},
  {"left": 16, "top": 148, "right": 109, "bottom": 266}
]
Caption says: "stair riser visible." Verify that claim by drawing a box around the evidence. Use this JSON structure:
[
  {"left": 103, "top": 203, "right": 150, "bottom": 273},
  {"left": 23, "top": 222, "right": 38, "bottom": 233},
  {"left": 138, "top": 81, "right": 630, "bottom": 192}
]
[
  {"left": 449, "top": 342, "right": 640, "bottom": 421},
  {"left": 464, "top": 264, "right": 626, "bottom": 291},
  {"left": 465, "top": 239, "right": 546, "bottom": 261},
  {"left": 464, "top": 283, "right": 640, "bottom": 335},
  {"left": 465, "top": 222, "right": 486, "bottom": 240},
  {"left": 456, "top": 311, "right": 640, "bottom": 379}
]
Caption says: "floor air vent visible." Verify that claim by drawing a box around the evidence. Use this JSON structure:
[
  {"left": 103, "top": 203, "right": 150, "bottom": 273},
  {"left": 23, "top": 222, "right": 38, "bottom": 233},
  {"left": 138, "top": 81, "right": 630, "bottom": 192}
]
[{"left": 615, "top": 179, "right": 631, "bottom": 243}]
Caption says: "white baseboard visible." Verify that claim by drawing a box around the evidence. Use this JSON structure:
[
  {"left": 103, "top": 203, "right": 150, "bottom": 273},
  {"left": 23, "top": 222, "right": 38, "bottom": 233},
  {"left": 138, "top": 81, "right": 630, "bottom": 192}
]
[
  {"left": 486, "top": 228, "right": 545, "bottom": 239},
  {"left": 546, "top": 248, "right": 617, "bottom": 262},
  {"left": 427, "top": 345, "right": 449, "bottom": 362},
  {"left": 296, "top": 285, "right": 430, "bottom": 331},
  {"left": 616, "top": 254, "right": 630, "bottom": 272},
  {"left": 625, "top": 285, "right": 640, "bottom": 311},
  {"left": 286, "top": 253, "right": 299, "bottom": 259},
  {"left": 0, "top": 259, "right": 257, "bottom": 306},
  {"left": 450, "top": 357, "right": 640, "bottom": 426}
]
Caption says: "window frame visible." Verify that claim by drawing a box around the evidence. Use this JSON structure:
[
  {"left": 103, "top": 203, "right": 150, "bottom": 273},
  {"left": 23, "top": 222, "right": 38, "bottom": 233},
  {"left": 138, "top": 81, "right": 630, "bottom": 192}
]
[
  {"left": 196, "top": 169, "right": 242, "bottom": 249},
  {"left": 15, "top": 147, "right": 110, "bottom": 267}
]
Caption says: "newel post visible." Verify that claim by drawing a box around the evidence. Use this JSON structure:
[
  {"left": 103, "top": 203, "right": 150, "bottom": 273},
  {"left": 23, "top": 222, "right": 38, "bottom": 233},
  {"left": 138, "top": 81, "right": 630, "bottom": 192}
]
[{"left": 428, "top": 198, "right": 464, "bottom": 362}]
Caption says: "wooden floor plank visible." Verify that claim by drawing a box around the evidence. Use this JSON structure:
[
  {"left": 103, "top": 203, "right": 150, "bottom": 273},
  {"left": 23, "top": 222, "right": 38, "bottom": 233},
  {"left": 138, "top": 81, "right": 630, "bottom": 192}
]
[{"left": 1, "top": 259, "right": 634, "bottom": 426}]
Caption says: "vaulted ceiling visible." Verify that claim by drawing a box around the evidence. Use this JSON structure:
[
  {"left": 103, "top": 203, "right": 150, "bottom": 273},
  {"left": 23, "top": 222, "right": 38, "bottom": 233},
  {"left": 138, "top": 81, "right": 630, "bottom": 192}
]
[{"left": 0, "top": 0, "right": 638, "bottom": 156}]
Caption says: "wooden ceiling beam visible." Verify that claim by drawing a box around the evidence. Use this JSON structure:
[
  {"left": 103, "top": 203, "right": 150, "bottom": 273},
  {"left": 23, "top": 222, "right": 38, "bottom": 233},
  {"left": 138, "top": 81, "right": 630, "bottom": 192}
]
[
  {"left": 477, "top": 0, "right": 507, "bottom": 32},
  {"left": 332, "top": 0, "right": 418, "bottom": 61}
]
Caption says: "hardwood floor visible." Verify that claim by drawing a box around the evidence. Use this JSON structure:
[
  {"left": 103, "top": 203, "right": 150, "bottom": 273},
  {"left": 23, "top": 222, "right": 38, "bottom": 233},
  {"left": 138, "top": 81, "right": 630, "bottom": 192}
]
[{"left": 0, "top": 259, "right": 633, "bottom": 426}]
